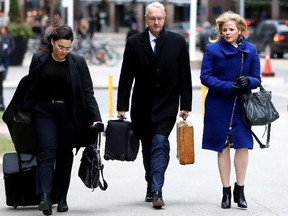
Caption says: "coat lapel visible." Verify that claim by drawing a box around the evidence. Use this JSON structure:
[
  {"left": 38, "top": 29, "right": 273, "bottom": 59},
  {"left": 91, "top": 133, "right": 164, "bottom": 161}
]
[{"left": 140, "top": 28, "right": 156, "bottom": 61}]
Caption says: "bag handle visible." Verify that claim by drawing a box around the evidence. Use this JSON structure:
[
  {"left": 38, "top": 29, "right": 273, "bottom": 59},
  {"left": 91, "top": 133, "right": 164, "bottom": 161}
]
[
  {"left": 91, "top": 126, "right": 108, "bottom": 191},
  {"left": 97, "top": 164, "right": 108, "bottom": 191},
  {"left": 250, "top": 124, "right": 271, "bottom": 149}
]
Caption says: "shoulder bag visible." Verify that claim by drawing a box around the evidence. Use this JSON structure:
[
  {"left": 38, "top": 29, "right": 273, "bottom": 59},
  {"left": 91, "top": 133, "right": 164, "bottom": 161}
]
[
  {"left": 78, "top": 125, "right": 108, "bottom": 191},
  {"left": 242, "top": 85, "right": 280, "bottom": 148}
]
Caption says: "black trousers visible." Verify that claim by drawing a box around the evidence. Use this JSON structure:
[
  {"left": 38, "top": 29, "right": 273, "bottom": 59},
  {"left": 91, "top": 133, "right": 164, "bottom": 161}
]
[{"left": 33, "top": 102, "right": 75, "bottom": 199}]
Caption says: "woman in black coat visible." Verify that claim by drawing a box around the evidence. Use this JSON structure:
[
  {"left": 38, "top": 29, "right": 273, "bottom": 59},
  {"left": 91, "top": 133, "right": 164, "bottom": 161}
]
[{"left": 3, "top": 25, "right": 102, "bottom": 215}]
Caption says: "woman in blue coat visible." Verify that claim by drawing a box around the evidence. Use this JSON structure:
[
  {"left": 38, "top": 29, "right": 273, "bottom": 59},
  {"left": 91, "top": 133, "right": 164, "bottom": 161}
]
[{"left": 200, "top": 11, "right": 261, "bottom": 209}]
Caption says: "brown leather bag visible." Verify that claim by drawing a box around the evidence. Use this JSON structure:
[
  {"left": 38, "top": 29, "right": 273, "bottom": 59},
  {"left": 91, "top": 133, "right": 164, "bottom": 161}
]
[{"left": 176, "top": 121, "right": 195, "bottom": 165}]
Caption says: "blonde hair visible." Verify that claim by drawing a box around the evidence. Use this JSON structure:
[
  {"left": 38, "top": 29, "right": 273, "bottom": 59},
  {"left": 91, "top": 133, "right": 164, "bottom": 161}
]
[{"left": 210, "top": 11, "right": 247, "bottom": 42}]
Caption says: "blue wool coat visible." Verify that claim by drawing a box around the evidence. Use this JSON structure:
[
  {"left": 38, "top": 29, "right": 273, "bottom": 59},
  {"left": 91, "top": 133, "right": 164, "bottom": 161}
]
[{"left": 200, "top": 37, "right": 261, "bottom": 152}]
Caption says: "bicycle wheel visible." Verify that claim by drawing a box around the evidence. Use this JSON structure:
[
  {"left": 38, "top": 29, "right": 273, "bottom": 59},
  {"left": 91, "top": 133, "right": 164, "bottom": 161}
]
[
  {"left": 103, "top": 48, "right": 119, "bottom": 66},
  {"left": 79, "top": 49, "right": 94, "bottom": 65}
]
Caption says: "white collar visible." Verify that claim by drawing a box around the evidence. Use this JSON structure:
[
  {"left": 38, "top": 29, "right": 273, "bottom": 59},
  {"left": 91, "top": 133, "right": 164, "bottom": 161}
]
[{"left": 148, "top": 31, "right": 157, "bottom": 43}]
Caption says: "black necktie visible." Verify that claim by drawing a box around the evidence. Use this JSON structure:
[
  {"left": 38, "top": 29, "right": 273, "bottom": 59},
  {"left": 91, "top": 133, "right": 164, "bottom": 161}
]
[{"left": 153, "top": 38, "right": 158, "bottom": 55}]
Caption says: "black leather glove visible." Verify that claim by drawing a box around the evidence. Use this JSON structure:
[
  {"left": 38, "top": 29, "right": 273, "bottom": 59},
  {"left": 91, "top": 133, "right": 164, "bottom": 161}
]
[
  {"left": 231, "top": 83, "right": 242, "bottom": 95},
  {"left": 236, "top": 76, "right": 250, "bottom": 86},
  {"left": 93, "top": 122, "right": 104, "bottom": 132}
]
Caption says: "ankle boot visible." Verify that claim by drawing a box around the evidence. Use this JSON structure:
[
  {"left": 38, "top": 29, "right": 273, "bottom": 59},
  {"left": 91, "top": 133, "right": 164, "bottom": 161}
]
[
  {"left": 221, "top": 186, "right": 231, "bottom": 209},
  {"left": 233, "top": 182, "right": 248, "bottom": 208},
  {"left": 39, "top": 193, "right": 51, "bottom": 211}
]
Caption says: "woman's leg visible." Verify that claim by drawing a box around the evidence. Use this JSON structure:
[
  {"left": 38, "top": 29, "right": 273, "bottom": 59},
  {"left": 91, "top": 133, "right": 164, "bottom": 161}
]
[
  {"left": 234, "top": 148, "right": 249, "bottom": 185},
  {"left": 35, "top": 117, "right": 58, "bottom": 195},
  {"left": 218, "top": 147, "right": 232, "bottom": 208},
  {"left": 233, "top": 148, "right": 249, "bottom": 208},
  {"left": 218, "top": 147, "right": 231, "bottom": 187}
]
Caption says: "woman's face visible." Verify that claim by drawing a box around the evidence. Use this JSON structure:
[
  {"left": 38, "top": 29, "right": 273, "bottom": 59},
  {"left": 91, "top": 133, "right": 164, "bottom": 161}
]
[
  {"left": 221, "top": 20, "right": 241, "bottom": 44},
  {"left": 51, "top": 39, "right": 73, "bottom": 61}
]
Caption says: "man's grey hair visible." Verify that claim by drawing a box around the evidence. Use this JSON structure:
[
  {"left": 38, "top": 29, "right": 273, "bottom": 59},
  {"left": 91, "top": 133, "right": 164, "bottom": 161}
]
[{"left": 145, "top": 2, "right": 166, "bottom": 17}]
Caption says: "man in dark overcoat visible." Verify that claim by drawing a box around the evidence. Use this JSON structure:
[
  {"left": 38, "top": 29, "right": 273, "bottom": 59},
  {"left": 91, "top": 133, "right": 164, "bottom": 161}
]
[{"left": 117, "top": 2, "right": 192, "bottom": 209}]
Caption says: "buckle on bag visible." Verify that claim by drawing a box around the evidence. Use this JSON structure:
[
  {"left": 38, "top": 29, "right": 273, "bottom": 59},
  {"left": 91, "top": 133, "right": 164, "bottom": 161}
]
[{"left": 51, "top": 100, "right": 65, "bottom": 104}]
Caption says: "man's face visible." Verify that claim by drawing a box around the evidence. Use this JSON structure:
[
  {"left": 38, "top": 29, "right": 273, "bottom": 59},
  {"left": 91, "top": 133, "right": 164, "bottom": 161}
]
[{"left": 145, "top": 7, "right": 165, "bottom": 37}]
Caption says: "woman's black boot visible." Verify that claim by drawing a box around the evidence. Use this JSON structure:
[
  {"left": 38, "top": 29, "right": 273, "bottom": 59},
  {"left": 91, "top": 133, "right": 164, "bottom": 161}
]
[
  {"left": 221, "top": 186, "right": 231, "bottom": 209},
  {"left": 233, "top": 182, "right": 248, "bottom": 208}
]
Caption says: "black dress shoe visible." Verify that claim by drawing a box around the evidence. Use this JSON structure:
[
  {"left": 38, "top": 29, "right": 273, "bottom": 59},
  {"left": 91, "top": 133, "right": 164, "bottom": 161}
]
[
  {"left": 39, "top": 193, "right": 52, "bottom": 211},
  {"left": 43, "top": 207, "right": 52, "bottom": 215},
  {"left": 145, "top": 189, "right": 153, "bottom": 202},
  {"left": 152, "top": 191, "right": 165, "bottom": 209},
  {"left": 57, "top": 199, "right": 69, "bottom": 212}
]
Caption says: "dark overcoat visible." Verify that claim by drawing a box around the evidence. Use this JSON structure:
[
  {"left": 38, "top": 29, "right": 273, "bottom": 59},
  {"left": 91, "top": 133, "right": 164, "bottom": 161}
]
[
  {"left": 3, "top": 52, "right": 102, "bottom": 153},
  {"left": 200, "top": 37, "right": 261, "bottom": 152},
  {"left": 117, "top": 28, "right": 192, "bottom": 138}
]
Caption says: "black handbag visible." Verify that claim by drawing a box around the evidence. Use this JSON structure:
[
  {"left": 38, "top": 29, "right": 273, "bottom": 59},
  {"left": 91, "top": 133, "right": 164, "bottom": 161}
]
[
  {"left": 242, "top": 85, "right": 280, "bottom": 148},
  {"left": 242, "top": 85, "right": 279, "bottom": 126},
  {"left": 78, "top": 126, "right": 108, "bottom": 191}
]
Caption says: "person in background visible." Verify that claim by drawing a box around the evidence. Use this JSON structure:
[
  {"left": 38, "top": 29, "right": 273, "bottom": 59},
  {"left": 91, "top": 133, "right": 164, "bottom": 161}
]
[
  {"left": 0, "top": 26, "right": 15, "bottom": 80},
  {"left": 32, "top": 17, "right": 43, "bottom": 38},
  {"left": 126, "top": 22, "right": 139, "bottom": 41},
  {"left": 199, "top": 21, "right": 215, "bottom": 53},
  {"left": 77, "top": 17, "right": 90, "bottom": 39},
  {"left": 53, "top": 9, "right": 64, "bottom": 26},
  {"left": 200, "top": 11, "right": 261, "bottom": 209},
  {"left": 3, "top": 25, "right": 102, "bottom": 215},
  {"left": 117, "top": 1, "right": 192, "bottom": 209}
]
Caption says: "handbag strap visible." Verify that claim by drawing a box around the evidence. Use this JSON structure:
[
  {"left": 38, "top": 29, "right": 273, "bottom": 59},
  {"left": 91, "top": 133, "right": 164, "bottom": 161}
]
[
  {"left": 250, "top": 124, "right": 271, "bottom": 149},
  {"left": 92, "top": 130, "right": 108, "bottom": 191},
  {"left": 97, "top": 164, "right": 108, "bottom": 191}
]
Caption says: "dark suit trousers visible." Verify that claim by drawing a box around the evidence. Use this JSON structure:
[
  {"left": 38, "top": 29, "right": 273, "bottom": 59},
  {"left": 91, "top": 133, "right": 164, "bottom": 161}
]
[
  {"left": 142, "top": 134, "right": 170, "bottom": 192},
  {"left": 141, "top": 117, "right": 175, "bottom": 193},
  {"left": 33, "top": 102, "right": 75, "bottom": 199}
]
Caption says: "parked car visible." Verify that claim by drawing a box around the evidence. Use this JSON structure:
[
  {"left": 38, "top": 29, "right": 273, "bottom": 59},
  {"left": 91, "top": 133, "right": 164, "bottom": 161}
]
[
  {"left": 247, "top": 20, "right": 288, "bottom": 58},
  {"left": 166, "top": 21, "right": 203, "bottom": 47}
]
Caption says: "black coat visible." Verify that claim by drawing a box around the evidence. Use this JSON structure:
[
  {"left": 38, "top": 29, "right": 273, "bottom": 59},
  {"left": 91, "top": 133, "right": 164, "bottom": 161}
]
[
  {"left": 117, "top": 28, "right": 192, "bottom": 138},
  {"left": 3, "top": 52, "right": 102, "bottom": 153}
]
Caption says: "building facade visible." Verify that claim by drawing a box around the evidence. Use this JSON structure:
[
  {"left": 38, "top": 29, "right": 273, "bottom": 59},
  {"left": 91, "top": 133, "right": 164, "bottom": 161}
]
[{"left": 5, "top": 0, "right": 288, "bottom": 32}]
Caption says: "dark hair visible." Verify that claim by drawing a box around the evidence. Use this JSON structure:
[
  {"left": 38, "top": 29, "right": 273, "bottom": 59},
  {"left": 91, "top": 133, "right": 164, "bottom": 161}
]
[
  {"left": 40, "top": 24, "right": 74, "bottom": 52},
  {"left": 54, "top": 9, "right": 61, "bottom": 17}
]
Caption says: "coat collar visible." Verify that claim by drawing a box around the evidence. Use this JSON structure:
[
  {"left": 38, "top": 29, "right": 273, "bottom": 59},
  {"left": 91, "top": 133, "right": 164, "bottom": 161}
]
[
  {"left": 219, "top": 37, "right": 250, "bottom": 56},
  {"left": 140, "top": 27, "right": 166, "bottom": 59}
]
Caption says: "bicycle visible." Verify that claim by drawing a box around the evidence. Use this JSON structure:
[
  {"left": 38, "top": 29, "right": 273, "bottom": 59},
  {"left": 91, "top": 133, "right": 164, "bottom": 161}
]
[{"left": 73, "top": 38, "right": 119, "bottom": 66}]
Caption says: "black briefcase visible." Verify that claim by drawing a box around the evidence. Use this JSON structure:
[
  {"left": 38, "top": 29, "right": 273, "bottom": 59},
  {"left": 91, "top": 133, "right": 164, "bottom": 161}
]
[
  {"left": 2, "top": 153, "right": 57, "bottom": 208},
  {"left": 104, "top": 119, "right": 139, "bottom": 161}
]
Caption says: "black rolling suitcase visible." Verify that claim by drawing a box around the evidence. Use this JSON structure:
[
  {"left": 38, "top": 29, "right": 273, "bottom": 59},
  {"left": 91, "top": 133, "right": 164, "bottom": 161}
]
[
  {"left": 2, "top": 152, "right": 57, "bottom": 208},
  {"left": 104, "top": 119, "right": 139, "bottom": 161}
]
